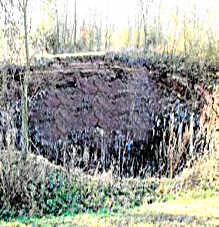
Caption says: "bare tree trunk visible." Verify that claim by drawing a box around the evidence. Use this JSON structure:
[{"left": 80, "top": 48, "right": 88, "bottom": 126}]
[
  {"left": 64, "top": 0, "right": 68, "bottom": 48},
  {"left": 139, "top": 0, "right": 153, "bottom": 52},
  {"left": 127, "top": 17, "right": 132, "bottom": 48},
  {"left": 136, "top": 15, "right": 141, "bottom": 49},
  {"left": 61, "top": 0, "right": 68, "bottom": 52},
  {"left": 171, "top": 7, "right": 179, "bottom": 54},
  {"left": 74, "top": 0, "right": 77, "bottom": 47},
  {"left": 157, "top": 0, "right": 162, "bottom": 46},
  {"left": 22, "top": 0, "right": 30, "bottom": 161},
  {"left": 96, "top": 22, "right": 102, "bottom": 51},
  {"left": 139, "top": 0, "right": 147, "bottom": 52},
  {"left": 183, "top": 12, "right": 187, "bottom": 55},
  {"left": 55, "top": 1, "right": 60, "bottom": 53}
]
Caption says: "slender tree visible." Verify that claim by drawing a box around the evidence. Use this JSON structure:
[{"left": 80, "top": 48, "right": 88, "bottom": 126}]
[
  {"left": 74, "top": 0, "right": 77, "bottom": 46},
  {"left": 139, "top": 0, "right": 153, "bottom": 51},
  {"left": 54, "top": 0, "right": 60, "bottom": 53},
  {"left": 64, "top": 0, "right": 68, "bottom": 45},
  {"left": 19, "top": 0, "right": 30, "bottom": 161},
  {"left": 135, "top": 14, "right": 142, "bottom": 49}
]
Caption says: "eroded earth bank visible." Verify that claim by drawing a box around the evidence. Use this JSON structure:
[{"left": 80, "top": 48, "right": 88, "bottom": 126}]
[{"left": 0, "top": 54, "right": 208, "bottom": 177}]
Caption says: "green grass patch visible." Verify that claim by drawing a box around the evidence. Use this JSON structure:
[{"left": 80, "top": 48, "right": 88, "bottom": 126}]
[{"left": 2, "top": 179, "right": 218, "bottom": 227}]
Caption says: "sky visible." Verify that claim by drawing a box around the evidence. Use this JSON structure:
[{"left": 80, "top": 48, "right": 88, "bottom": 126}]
[
  {"left": 29, "top": 0, "right": 219, "bottom": 32},
  {"left": 77, "top": 0, "right": 137, "bottom": 26},
  {"left": 1, "top": 0, "right": 218, "bottom": 61},
  {"left": 60, "top": 0, "right": 138, "bottom": 30}
]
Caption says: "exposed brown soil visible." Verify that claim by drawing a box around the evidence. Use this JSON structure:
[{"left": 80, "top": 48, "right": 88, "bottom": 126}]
[
  {"left": 0, "top": 55, "right": 201, "bottom": 176},
  {"left": 28, "top": 59, "right": 172, "bottom": 143}
]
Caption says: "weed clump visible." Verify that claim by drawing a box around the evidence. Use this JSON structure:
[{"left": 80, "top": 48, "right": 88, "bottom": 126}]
[{"left": 0, "top": 150, "right": 158, "bottom": 220}]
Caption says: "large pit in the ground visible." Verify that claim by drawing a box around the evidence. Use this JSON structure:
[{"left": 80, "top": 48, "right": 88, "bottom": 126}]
[{"left": 0, "top": 54, "right": 205, "bottom": 177}]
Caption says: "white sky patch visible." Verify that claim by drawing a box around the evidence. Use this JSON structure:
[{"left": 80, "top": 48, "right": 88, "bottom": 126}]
[
  {"left": 4, "top": 0, "right": 218, "bottom": 38},
  {"left": 71, "top": 0, "right": 137, "bottom": 29}
]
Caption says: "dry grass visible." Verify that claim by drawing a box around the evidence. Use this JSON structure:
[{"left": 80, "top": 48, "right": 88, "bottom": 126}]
[
  {"left": 0, "top": 149, "right": 67, "bottom": 217},
  {"left": 0, "top": 52, "right": 218, "bottom": 225},
  {"left": 0, "top": 145, "right": 218, "bottom": 226}
]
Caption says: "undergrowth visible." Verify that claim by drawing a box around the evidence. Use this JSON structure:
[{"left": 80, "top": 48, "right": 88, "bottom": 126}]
[
  {"left": 0, "top": 51, "right": 218, "bottom": 221},
  {"left": 0, "top": 150, "right": 160, "bottom": 220}
]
